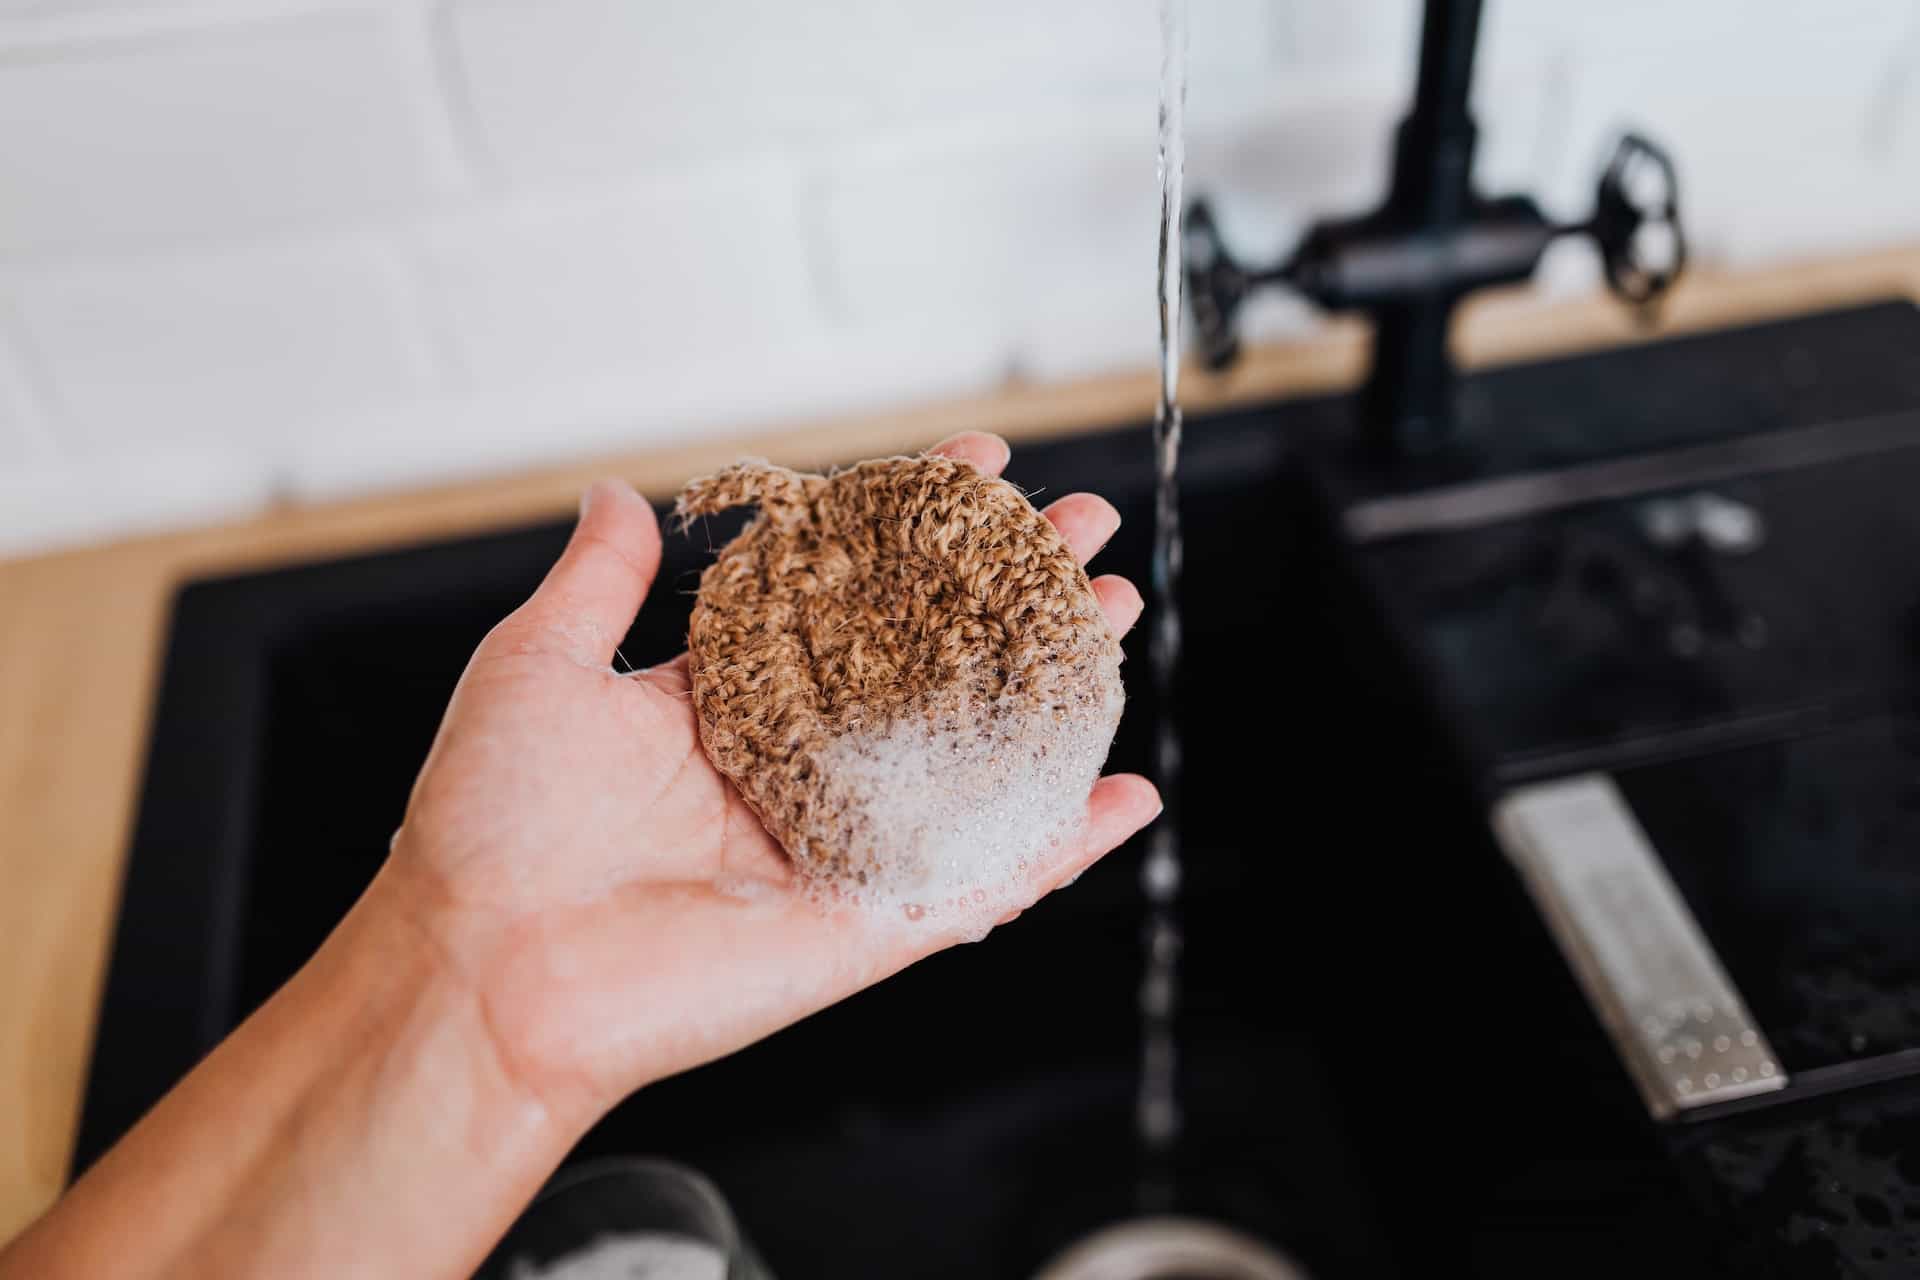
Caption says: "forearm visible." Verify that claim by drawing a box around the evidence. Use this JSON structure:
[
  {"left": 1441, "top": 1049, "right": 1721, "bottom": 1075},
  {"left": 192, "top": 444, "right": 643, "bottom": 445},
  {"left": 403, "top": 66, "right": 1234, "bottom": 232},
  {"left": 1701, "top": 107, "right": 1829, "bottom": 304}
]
[{"left": 1, "top": 867, "right": 582, "bottom": 1280}]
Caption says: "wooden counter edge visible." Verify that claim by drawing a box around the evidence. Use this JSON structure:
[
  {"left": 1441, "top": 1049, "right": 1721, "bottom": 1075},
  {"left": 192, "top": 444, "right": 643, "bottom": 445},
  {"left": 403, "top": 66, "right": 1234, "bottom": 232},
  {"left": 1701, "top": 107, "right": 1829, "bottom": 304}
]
[{"left": 4, "top": 244, "right": 1918, "bottom": 1241}]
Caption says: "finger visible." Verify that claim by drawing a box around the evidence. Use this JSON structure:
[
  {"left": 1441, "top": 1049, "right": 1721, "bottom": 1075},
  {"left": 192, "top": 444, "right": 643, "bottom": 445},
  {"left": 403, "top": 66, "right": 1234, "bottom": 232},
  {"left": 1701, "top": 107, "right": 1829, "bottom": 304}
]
[
  {"left": 1091, "top": 574, "right": 1144, "bottom": 637},
  {"left": 509, "top": 480, "right": 662, "bottom": 666},
  {"left": 927, "top": 431, "right": 1010, "bottom": 477},
  {"left": 1040, "top": 492, "right": 1121, "bottom": 565},
  {"left": 1042, "top": 773, "right": 1162, "bottom": 894}
]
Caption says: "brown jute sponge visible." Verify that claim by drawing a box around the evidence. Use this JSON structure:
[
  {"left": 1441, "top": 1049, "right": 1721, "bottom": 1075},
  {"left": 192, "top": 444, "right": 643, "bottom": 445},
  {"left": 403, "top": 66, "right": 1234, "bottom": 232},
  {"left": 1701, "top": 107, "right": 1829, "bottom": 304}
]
[{"left": 676, "top": 453, "right": 1124, "bottom": 888}]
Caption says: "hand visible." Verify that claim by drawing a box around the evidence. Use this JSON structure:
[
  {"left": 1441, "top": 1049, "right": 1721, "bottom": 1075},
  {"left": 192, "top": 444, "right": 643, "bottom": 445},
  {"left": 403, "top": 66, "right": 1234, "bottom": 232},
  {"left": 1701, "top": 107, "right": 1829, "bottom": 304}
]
[
  {"left": 0, "top": 432, "right": 1157, "bottom": 1280},
  {"left": 383, "top": 432, "right": 1160, "bottom": 1129}
]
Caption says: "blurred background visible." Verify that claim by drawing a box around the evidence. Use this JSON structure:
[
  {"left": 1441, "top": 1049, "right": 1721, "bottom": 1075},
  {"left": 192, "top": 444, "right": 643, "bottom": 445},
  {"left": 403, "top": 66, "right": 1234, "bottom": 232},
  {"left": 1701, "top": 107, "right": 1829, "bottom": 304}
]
[
  {"left": 15, "top": 4, "right": 1920, "bottom": 1272},
  {"left": 0, "top": 0, "right": 1915, "bottom": 557}
]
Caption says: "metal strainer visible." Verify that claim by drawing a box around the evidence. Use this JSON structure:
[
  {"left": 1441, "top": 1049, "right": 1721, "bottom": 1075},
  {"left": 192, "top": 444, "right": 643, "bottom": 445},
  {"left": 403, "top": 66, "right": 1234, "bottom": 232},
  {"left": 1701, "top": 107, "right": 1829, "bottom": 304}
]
[{"left": 1033, "top": 1217, "right": 1310, "bottom": 1280}]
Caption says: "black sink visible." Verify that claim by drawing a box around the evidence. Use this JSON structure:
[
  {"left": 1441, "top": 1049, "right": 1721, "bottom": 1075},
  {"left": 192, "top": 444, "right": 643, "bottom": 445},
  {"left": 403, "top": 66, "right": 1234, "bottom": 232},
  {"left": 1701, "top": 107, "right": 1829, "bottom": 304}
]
[{"left": 78, "top": 302, "right": 1920, "bottom": 1277}]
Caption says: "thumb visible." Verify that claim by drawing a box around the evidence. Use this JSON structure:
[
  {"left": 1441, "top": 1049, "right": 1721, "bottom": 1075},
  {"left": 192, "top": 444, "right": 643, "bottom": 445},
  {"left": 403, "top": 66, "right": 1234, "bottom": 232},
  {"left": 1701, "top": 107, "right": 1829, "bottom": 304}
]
[{"left": 508, "top": 479, "right": 662, "bottom": 666}]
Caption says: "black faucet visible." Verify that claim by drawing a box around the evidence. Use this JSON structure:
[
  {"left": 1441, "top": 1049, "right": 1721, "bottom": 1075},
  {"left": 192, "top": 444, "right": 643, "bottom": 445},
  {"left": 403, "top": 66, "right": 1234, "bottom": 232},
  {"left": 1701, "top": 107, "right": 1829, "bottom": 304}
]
[{"left": 1185, "top": 0, "right": 1685, "bottom": 459}]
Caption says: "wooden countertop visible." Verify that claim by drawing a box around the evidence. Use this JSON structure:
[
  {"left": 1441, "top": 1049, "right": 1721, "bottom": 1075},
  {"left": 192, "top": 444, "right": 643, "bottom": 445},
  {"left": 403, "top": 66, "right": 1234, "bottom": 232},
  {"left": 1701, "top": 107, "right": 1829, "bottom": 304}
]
[{"left": 5, "top": 245, "right": 1919, "bottom": 1242}]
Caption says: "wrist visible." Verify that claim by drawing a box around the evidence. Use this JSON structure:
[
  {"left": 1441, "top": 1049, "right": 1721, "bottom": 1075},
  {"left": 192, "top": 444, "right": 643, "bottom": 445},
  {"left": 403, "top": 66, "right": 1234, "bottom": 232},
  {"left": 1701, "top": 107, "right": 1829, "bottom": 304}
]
[
  {"left": 12, "top": 859, "right": 592, "bottom": 1280},
  {"left": 352, "top": 858, "right": 604, "bottom": 1139},
  {"left": 202, "top": 866, "right": 592, "bottom": 1276}
]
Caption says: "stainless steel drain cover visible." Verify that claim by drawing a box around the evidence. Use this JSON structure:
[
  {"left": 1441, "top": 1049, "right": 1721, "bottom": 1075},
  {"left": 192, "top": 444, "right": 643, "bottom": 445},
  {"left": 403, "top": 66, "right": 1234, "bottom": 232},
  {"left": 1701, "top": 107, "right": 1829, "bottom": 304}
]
[
  {"left": 1492, "top": 772, "right": 1786, "bottom": 1117},
  {"left": 1033, "top": 1217, "right": 1309, "bottom": 1280}
]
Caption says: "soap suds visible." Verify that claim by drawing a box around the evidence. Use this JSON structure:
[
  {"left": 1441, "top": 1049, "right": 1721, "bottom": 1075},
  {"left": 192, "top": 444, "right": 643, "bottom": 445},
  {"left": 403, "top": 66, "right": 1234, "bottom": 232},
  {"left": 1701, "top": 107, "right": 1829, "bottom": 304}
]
[
  {"left": 810, "top": 656, "right": 1124, "bottom": 936},
  {"left": 678, "top": 454, "right": 1126, "bottom": 897},
  {"left": 508, "top": 1233, "right": 726, "bottom": 1280}
]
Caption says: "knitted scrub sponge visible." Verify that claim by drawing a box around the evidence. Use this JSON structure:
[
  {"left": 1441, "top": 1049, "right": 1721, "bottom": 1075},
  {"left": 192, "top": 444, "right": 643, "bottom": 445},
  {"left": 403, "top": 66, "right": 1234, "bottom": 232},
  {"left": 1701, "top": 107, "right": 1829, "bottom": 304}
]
[{"left": 676, "top": 453, "right": 1125, "bottom": 896}]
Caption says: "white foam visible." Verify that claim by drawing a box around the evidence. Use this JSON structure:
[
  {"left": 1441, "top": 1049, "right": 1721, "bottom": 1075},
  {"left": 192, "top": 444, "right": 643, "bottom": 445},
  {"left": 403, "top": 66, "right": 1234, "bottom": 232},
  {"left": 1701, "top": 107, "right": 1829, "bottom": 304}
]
[
  {"left": 811, "top": 649, "right": 1125, "bottom": 939},
  {"left": 508, "top": 1233, "right": 727, "bottom": 1280}
]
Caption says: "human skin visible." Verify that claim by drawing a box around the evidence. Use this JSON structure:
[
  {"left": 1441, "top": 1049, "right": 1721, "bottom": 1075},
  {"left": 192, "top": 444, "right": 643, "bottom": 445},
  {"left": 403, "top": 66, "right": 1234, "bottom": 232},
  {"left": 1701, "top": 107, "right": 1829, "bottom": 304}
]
[{"left": 0, "top": 432, "right": 1159, "bottom": 1279}]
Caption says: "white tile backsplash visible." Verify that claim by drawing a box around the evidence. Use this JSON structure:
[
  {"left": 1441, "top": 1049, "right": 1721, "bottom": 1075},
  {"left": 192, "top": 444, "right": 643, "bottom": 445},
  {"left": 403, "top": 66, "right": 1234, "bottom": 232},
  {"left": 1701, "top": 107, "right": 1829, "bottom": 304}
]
[
  {"left": 0, "top": 449, "right": 270, "bottom": 557},
  {"left": 0, "top": 334, "right": 45, "bottom": 467},
  {"left": 1271, "top": 0, "right": 1419, "bottom": 83},
  {"left": 821, "top": 119, "right": 1151, "bottom": 349},
  {"left": 443, "top": 0, "right": 881, "bottom": 185},
  {"left": 0, "top": 0, "right": 1914, "bottom": 556},
  {"left": 418, "top": 168, "right": 816, "bottom": 393},
  {"left": 11, "top": 238, "right": 435, "bottom": 462},
  {"left": 0, "top": 12, "right": 446, "bottom": 261}
]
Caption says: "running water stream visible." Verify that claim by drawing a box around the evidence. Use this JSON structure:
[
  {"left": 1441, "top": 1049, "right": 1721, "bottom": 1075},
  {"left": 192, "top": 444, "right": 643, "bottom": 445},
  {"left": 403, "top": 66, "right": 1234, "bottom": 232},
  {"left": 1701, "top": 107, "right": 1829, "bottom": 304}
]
[{"left": 1137, "top": 0, "right": 1186, "bottom": 1209}]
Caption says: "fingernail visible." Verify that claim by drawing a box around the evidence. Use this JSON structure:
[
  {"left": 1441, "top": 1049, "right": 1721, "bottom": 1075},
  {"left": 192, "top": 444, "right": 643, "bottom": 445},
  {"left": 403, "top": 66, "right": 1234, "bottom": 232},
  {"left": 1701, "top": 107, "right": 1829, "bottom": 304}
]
[{"left": 581, "top": 479, "right": 624, "bottom": 519}]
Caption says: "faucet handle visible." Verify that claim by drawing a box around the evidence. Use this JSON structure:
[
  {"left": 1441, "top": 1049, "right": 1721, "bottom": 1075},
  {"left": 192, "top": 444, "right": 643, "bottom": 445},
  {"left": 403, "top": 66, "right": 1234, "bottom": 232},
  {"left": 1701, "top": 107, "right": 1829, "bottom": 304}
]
[
  {"left": 1181, "top": 130, "right": 1687, "bottom": 389},
  {"left": 1586, "top": 133, "right": 1686, "bottom": 323},
  {"left": 1182, "top": 199, "right": 1251, "bottom": 371}
]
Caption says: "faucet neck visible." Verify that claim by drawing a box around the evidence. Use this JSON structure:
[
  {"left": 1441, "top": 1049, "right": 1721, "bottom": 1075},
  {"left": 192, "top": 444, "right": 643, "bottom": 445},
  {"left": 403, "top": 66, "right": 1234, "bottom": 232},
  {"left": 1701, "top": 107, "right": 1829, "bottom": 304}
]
[{"left": 1388, "top": 0, "right": 1483, "bottom": 223}]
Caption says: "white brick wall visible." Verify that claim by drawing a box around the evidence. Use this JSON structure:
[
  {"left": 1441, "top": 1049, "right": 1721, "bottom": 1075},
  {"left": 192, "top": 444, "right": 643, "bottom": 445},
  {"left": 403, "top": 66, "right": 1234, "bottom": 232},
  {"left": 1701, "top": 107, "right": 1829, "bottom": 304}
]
[
  {"left": 0, "top": 0, "right": 1915, "bottom": 555},
  {"left": 0, "top": 11, "right": 448, "bottom": 258},
  {"left": 14, "top": 239, "right": 434, "bottom": 456}
]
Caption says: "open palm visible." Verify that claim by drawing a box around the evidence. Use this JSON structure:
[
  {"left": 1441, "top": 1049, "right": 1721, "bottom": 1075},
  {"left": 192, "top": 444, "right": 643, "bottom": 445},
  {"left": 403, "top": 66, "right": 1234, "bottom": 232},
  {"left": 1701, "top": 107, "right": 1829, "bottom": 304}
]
[{"left": 386, "top": 432, "right": 1159, "bottom": 1125}]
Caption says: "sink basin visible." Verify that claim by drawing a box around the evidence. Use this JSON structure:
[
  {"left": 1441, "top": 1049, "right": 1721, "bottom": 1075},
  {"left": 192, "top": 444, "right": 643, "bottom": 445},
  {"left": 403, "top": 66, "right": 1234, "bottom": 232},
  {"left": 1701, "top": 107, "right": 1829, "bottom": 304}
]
[{"left": 85, "top": 305, "right": 1920, "bottom": 1275}]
